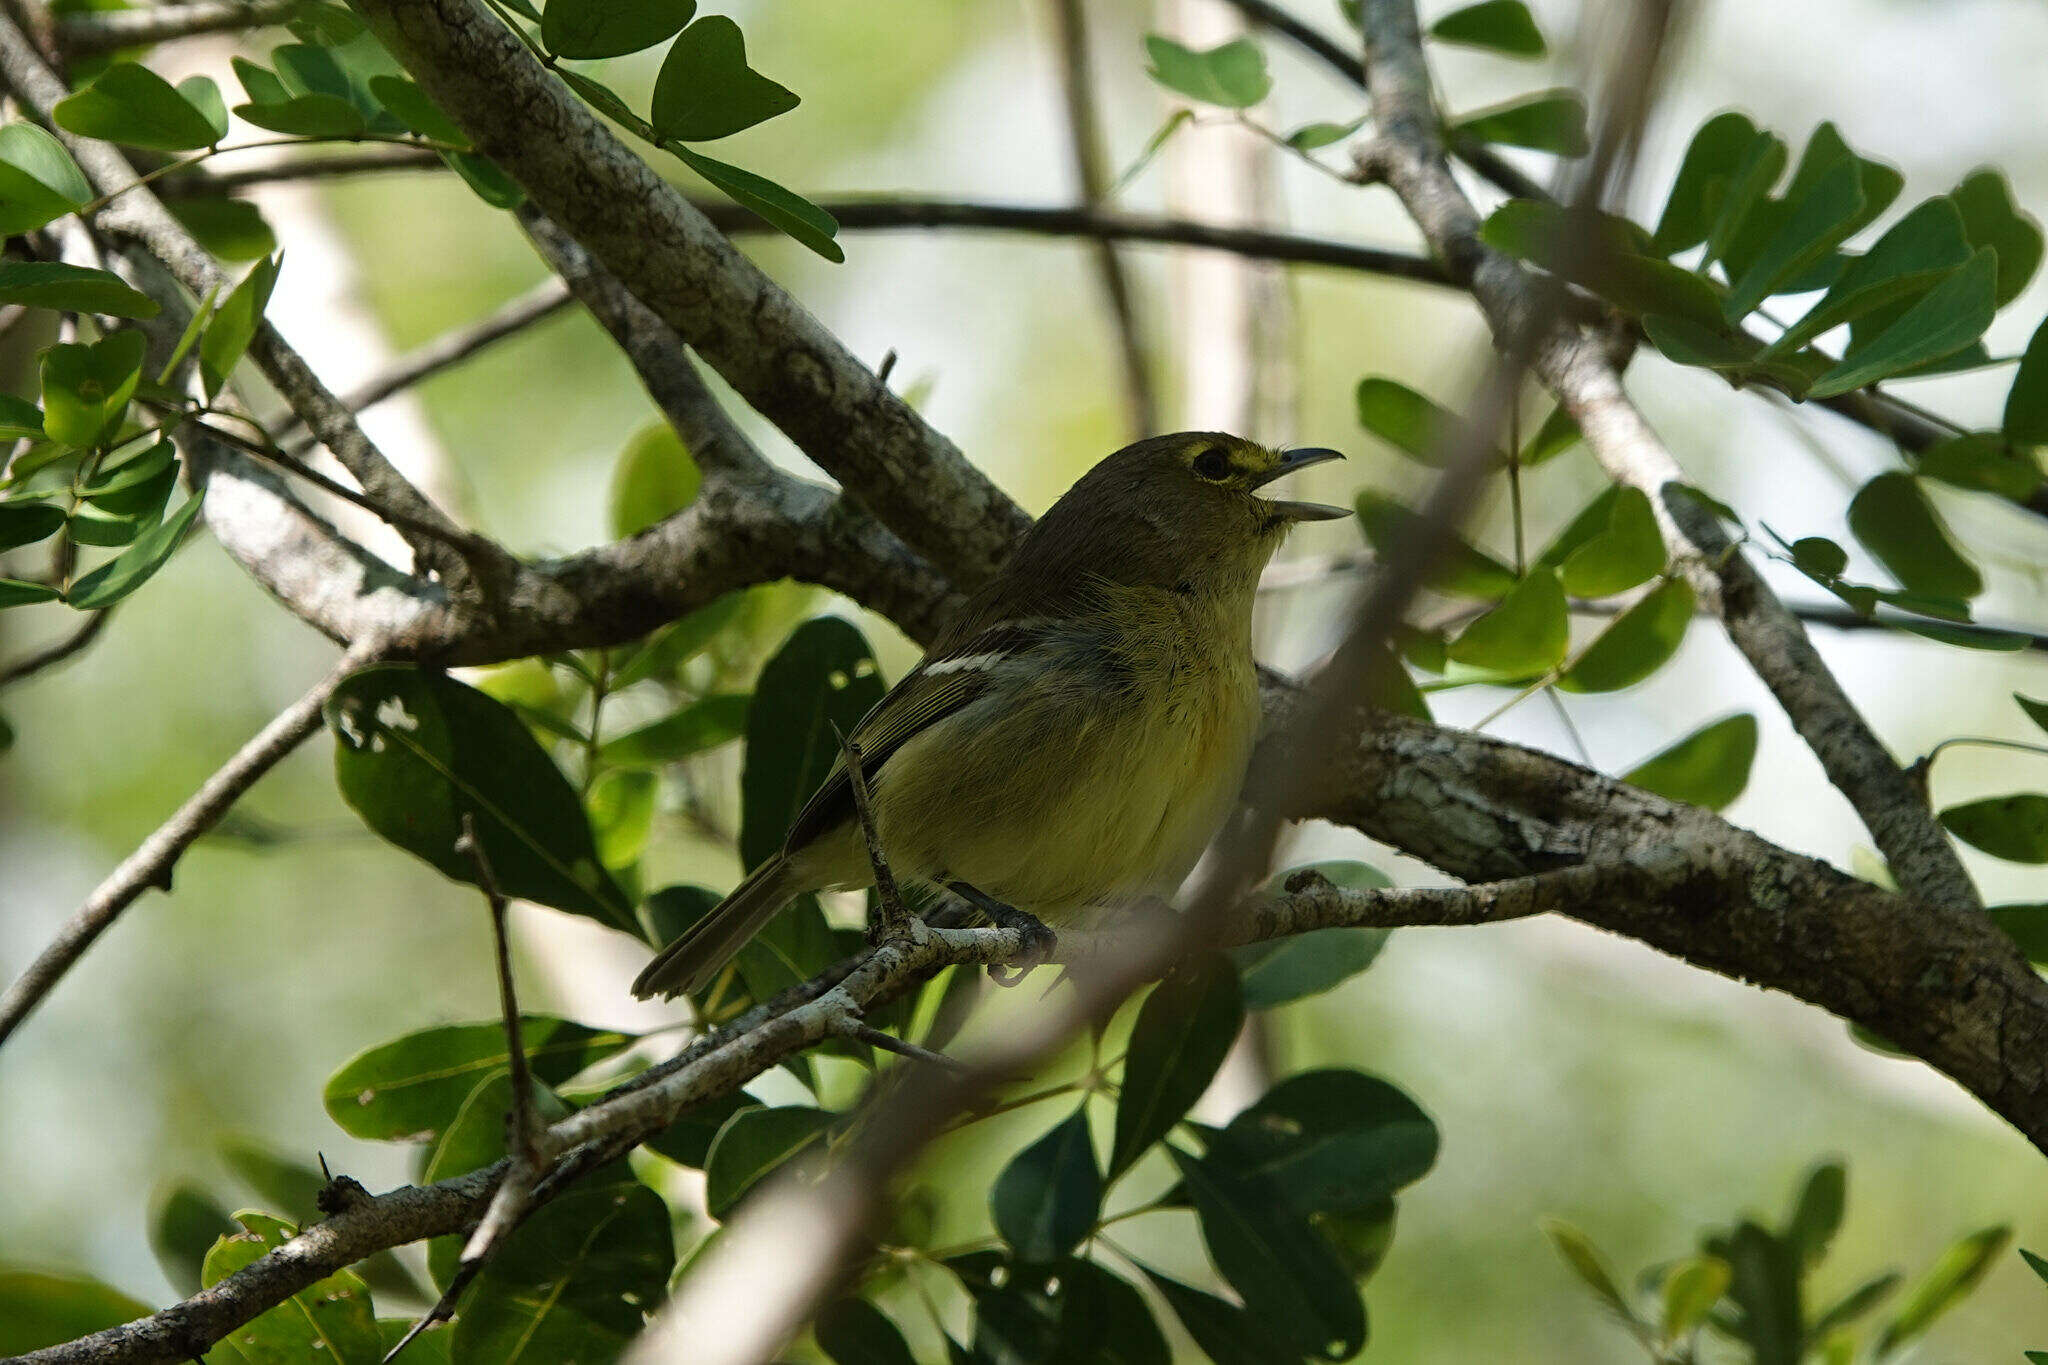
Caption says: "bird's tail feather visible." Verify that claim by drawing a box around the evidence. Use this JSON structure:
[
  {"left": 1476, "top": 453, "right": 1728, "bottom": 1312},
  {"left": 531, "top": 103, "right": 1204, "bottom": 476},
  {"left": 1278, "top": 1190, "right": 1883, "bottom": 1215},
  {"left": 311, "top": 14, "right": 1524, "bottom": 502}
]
[{"left": 632, "top": 855, "right": 796, "bottom": 999}]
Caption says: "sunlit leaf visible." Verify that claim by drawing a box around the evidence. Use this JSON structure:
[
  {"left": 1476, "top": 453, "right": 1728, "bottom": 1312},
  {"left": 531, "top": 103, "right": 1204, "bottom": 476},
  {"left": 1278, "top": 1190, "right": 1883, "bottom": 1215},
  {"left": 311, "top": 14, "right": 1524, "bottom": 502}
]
[
  {"left": 1355, "top": 376, "right": 1505, "bottom": 467},
  {"left": 1354, "top": 490, "right": 1516, "bottom": 598},
  {"left": 55, "top": 61, "right": 221, "bottom": 150},
  {"left": 609, "top": 420, "right": 701, "bottom": 537},
  {"left": 66, "top": 488, "right": 204, "bottom": 609},
  {"left": 200, "top": 253, "right": 281, "bottom": 402},
  {"left": 1429, "top": 0, "right": 1544, "bottom": 56},
  {"left": 1446, "top": 567, "right": 1567, "bottom": 676},
  {"left": 1558, "top": 578, "right": 1694, "bottom": 693},
  {"left": 1875, "top": 1225, "right": 2011, "bottom": 1357},
  {"left": 1142, "top": 33, "right": 1270, "bottom": 108},
  {"left": 1560, "top": 487, "right": 1664, "bottom": 598},
  {"left": 1622, "top": 713, "right": 1757, "bottom": 811}
]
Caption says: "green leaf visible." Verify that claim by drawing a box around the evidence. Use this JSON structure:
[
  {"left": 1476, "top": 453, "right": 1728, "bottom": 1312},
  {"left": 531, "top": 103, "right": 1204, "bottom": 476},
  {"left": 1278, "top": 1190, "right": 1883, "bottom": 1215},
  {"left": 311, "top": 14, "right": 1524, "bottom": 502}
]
[
  {"left": 0, "top": 120, "right": 90, "bottom": 207},
  {"left": 441, "top": 149, "right": 523, "bottom": 210},
  {"left": 1446, "top": 568, "right": 1567, "bottom": 676},
  {"left": 1521, "top": 405, "right": 1580, "bottom": 466},
  {"left": 1142, "top": 34, "right": 1270, "bottom": 108},
  {"left": 673, "top": 146, "right": 842, "bottom": 262},
  {"left": 703, "top": 1104, "right": 835, "bottom": 1217},
  {"left": 55, "top": 60, "right": 222, "bottom": 150},
  {"left": 1915, "top": 431, "right": 2043, "bottom": 501},
  {"left": 1652, "top": 111, "right": 1764, "bottom": 255},
  {"left": 643, "top": 1088, "right": 759, "bottom": 1168},
  {"left": 1207, "top": 1069, "right": 1439, "bottom": 1218},
  {"left": 738, "top": 616, "right": 886, "bottom": 869},
  {"left": 1541, "top": 1219, "right": 1641, "bottom": 1326},
  {"left": 1482, "top": 201, "right": 1727, "bottom": 332},
  {"left": 451, "top": 1182, "right": 672, "bottom": 1361},
  {"left": 1702, "top": 130, "right": 1791, "bottom": 270},
  {"left": 0, "top": 500, "right": 65, "bottom": 551},
  {"left": 0, "top": 158, "right": 83, "bottom": 238},
  {"left": 0, "top": 1270, "right": 153, "bottom": 1354},
  {"left": 2019, "top": 692, "right": 2048, "bottom": 738},
  {"left": 1353, "top": 489, "right": 1516, "bottom": 598},
  {"left": 2006, "top": 314, "right": 2048, "bottom": 446},
  {"left": 952, "top": 1252, "right": 1171, "bottom": 1365},
  {"left": 325, "top": 665, "right": 635, "bottom": 928},
  {"left": 323, "top": 1016, "right": 624, "bottom": 1141},
  {"left": 992, "top": 1105, "right": 1101, "bottom": 1263},
  {"left": 1169, "top": 1146, "right": 1366, "bottom": 1360},
  {"left": 41, "top": 329, "right": 145, "bottom": 448},
  {"left": 80, "top": 437, "right": 173, "bottom": 500},
  {"left": 1138, "top": 1265, "right": 1278, "bottom": 1365},
  {"left": 609, "top": 420, "right": 701, "bottom": 537},
  {"left": 1783, "top": 1160, "right": 1846, "bottom": 1267},
  {"left": 1452, "top": 89, "right": 1587, "bottom": 156},
  {"left": 1767, "top": 197, "right": 1973, "bottom": 357},
  {"left": 611, "top": 590, "right": 748, "bottom": 687},
  {"left": 587, "top": 767, "right": 656, "bottom": 871},
  {"left": 1558, "top": 577, "right": 1694, "bottom": 693},
  {"left": 1846, "top": 473, "right": 1980, "bottom": 600},
  {"left": 2022, "top": 1246, "right": 2048, "bottom": 1286},
  {"left": 1355, "top": 376, "right": 1504, "bottom": 467},
  {"left": 1723, "top": 158, "right": 1865, "bottom": 321},
  {"left": 651, "top": 15, "right": 797, "bottom": 141},
  {"left": 1234, "top": 861, "right": 1391, "bottom": 1009},
  {"left": 1286, "top": 114, "right": 1367, "bottom": 151},
  {"left": 1642, "top": 315, "right": 1825, "bottom": 397},
  {"left": 0, "top": 578, "right": 62, "bottom": 607},
  {"left": 1560, "top": 488, "right": 1664, "bottom": 598},
  {"left": 816, "top": 1299, "right": 919, "bottom": 1365},
  {"left": 420, "top": 1070, "right": 568, "bottom": 1188},
  {"left": 367, "top": 74, "right": 466, "bottom": 145},
  {"left": 1953, "top": 168, "right": 2042, "bottom": 307},
  {"left": 200, "top": 253, "right": 281, "bottom": 401},
  {"left": 1659, "top": 1255, "right": 1731, "bottom": 1340},
  {"left": 168, "top": 196, "right": 277, "bottom": 262},
  {"left": 1622, "top": 714, "right": 1758, "bottom": 811},
  {"left": 1110, "top": 108, "right": 1192, "bottom": 196},
  {"left": 1940, "top": 795, "right": 2048, "bottom": 863},
  {"left": 1875, "top": 1225, "right": 2011, "bottom": 1357},
  {"left": 0, "top": 392, "right": 42, "bottom": 441},
  {"left": 1707, "top": 1222, "right": 1802, "bottom": 1365},
  {"left": 202, "top": 1215, "right": 382, "bottom": 1364},
  {"left": 598, "top": 692, "right": 749, "bottom": 767},
  {"left": 542, "top": 0, "right": 695, "bottom": 59},
  {"left": 66, "top": 488, "right": 203, "bottom": 608},
  {"left": 1808, "top": 248, "right": 1997, "bottom": 398},
  {"left": 558, "top": 68, "right": 655, "bottom": 140},
  {"left": 1808, "top": 1272, "right": 1902, "bottom": 1341},
  {"left": 150, "top": 1182, "right": 237, "bottom": 1296},
  {"left": 1429, "top": 0, "right": 1543, "bottom": 56},
  {"left": 233, "top": 91, "right": 368, "bottom": 137},
  {"left": 1110, "top": 956, "right": 1242, "bottom": 1177},
  {"left": 179, "top": 74, "right": 229, "bottom": 142}
]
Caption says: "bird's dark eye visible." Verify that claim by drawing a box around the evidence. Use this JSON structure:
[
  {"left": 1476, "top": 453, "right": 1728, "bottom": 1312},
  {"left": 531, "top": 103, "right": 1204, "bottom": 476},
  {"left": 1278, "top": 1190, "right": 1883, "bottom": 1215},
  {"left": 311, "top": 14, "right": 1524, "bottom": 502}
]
[{"left": 1191, "top": 447, "right": 1230, "bottom": 481}]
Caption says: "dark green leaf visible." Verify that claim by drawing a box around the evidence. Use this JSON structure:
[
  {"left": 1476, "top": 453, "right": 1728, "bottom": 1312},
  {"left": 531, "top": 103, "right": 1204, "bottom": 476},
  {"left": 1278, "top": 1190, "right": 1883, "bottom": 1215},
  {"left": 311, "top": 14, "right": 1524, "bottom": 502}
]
[
  {"left": 42, "top": 329, "right": 146, "bottom": 448},
  {"left": 287, "top": 2, "right": 367, "bottom": 43},
  {"left": 440, "top": 150, "right": 523, "bottom": 210},
  {"left": 1558, "top": 577, "right": 1695, "bottom": 693},
  {"left": 1483, "top": 201, "right": 1727, "bottom": 331},
  {"left": 55, "top": 61, "right": 221, "bottom": 150},
  {"left": 1809, "top": 248, "right": 1997, "bottom": 398},
  {"left": 1790, "top": 536, "right": 1848, "bottom": 579},
  {"left": 1452, "top": 89, "right": 1587, "bottom": 156},
  {"left": 233, "top": 56, "right": 291, "bottom": 105},
  {"left": 1354, "top": 490, "right": 1515, "bottom": 598},
  {"left": 1137, "top": 1266, "right": 1280, "bottom": 1365},
  {"left": 612, "top": 590, "right": 748, "bottom": 687},
  {"left": 558, "top": 68, "right": 655, "bottom": 139},
  {"left": 1652, "top": 111, "right": 1763, "bottom": 255},
  {"left": 1359, "top": 640, "right": 1430, "bottom": 720},
  {"left": 542, "top": 0, "right": 694, "bottom": 59},
  {"left": 0, "top": 578, "right": 62, "bottom": 607},
  {"left": 420, "top": 1071, "right": 567, "bottom": 1188},
  {"left": 1521, "top": 405, "right": 1580, "bottom": 466},
  {"left": 610, "top": 420, "right": 701, "bottom": 537},
  {"left": 644, "top": 1088, "right": 759, "bottom": 1168},
  {"left": 0, "top": 500, "right": 65, "bottom": 551},
  {"left": 200, "top": 253, "right": 281, "bottom": 401},
  {"left": 1235, "top": 861, "right": 1391, "bottom": 1009},
  {"left": 0, "top": 392, "right": 44, "bottom": 442},
  {"left": 1622, "top": 713, "right": 1758, "bottom": 811},
  {"left": 674, "top": 146, "right": 842, "bottom": 262},
  {"left": 1429, "top": 0, "right": 1543, "bottom": 56},
  {"left": 366, "top": 74, "right": 465, "bottom": 144},
  {"left": 739, "top": 617, "right": 886, "bottom": 868},
  {"left": 202, "top": 1214, "right": 381, "bottom": 1364},
  {"left": 1894, "top": 620, "right": 2031, "bottom": 651},
  {"left": 1876, "top": 1226, "right": 2011, "bottom": 1356},
  {"left": 1939, "top": 795, "right": 2048, "bottom": 863},
  {"left": 703, "top": 1104, "right": 835, "bottom": 1217},
  {"left": 1706, "top": 1221, "right": 1802, "bottom": 1365},
  {"left": 651, "top": 16, "right": 798, "bottom": 141},
  {"left": 1783, "top": 1160, "right": 1845, "bottom": 1267},
  {"left": 325, "top": 665, "right": 635, "bottom": 927},
  {"left": 1560, "top": 487, "right": 1664, "bottom": 597},
  {"left": 1110, "top": 956, "right": 1242, "bottom": 1177},
  {"left": 598, "top": 692, "right": 749, "bottom": 767},
  {"left": 1846, "top": 473, "right": 1980, "bottom": 600},
  {"left": 1953, "top": 169, "right": 2042, "bottom": 307},
  {"left": 1169, "top": 1146, "right": 1365, "bottom": 1360},
  {"left": 1142, "top": 33, "right": 1270, "bottom": 108},
  {"left": 220, "top": 1140, "right": 327, "bottom": 1221},
  {"left": 451, "top": 1182, "right": 672, "bottom": 1360},
  {"left": 1642, "top": 314, "right": 1826, "bottom": 396},
  {"left": 0, "top": 260, "right": 157, "bottom": 319},
  {"left": 323, "top": 1016, "right": 626, "bottom": 1140},
  {"left": 992, "top": 1105, "right": 1101, "bottom": 1262},
  {"left": 66, "top": 488, "right": 203, "bottom": 608},
  {"left": 2022, "top": 1246, "right": 2048, "bottom": 1286},
  {"left": 150, "top": 1182, "right": 236, "bottom": 1296},
  {"left": 952, "top": 1252, "right": 1171, "bottom": 1365},
  {"left": 2007, "top": 314, "right": 2048, "bottom": 446},
  {"left": 0, "top": 1270, "right": 153, "bottom": 1354},
  {"left": 2019, "top": 693, "right": 2048, "bottom": 738},
  {"left": 1446, "top": 567, "right": 1567, "bottom": 676},
  {"left": 1207, "top": 1069, "right": 1439, "bottom": 1217},
  {"left": 1767, "top": 197, "right": 1972, "bottom": 357},
  {"left": 1355, "top": 375, "right": 1505, "bottom": 466},
  {"left": 1723, "top": 158, "right": 1864, "bottom": 320},
  {"left": 816, "top": 1298, "right": 918, "bottom": 1365},
  {"left": 233, "top": 91, "right": 368, "bottom": 137},
  {"left": 1286, "top": 114, "right": 1367, "bottom": 151},
  {"left": 81, "top": 438, "right": 173, "bottom": 500},
  {"left": 1702, "top": 130, "right": 1791, "bottom": 270},
  {"left": 168, "top": 196, "right": 277, "bottom": 262}
]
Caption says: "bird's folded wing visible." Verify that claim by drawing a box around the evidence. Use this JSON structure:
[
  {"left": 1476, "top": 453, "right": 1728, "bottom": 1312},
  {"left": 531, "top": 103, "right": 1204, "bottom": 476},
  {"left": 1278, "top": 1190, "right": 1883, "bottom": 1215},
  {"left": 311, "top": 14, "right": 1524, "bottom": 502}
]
[{"left": 782, "top": 619, "right": 1051, "bottom": 854}]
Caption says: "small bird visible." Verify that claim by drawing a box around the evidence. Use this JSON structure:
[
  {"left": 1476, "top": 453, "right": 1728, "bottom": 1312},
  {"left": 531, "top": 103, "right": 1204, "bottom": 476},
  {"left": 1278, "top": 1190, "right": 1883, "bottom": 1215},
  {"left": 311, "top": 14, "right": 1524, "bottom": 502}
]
[{"left": 631, "top": 432, "right": 1346, "bottom": 1000}]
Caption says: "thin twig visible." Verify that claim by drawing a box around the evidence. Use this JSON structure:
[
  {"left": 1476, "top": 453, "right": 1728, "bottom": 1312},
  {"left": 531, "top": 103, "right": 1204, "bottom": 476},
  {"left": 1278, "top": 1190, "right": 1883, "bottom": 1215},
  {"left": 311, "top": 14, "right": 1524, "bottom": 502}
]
[
  {"left": 0, "top": 606, "right": 110, "bottom": 688},
  {"left": 57, "top": 0, "right": 298, "bottom": 54},
  {"left": 836, "top": 727, "right": 906, "bottom": 938},
  {"left": 0, "top": 637, "right": 384, "bottom": 1049}
]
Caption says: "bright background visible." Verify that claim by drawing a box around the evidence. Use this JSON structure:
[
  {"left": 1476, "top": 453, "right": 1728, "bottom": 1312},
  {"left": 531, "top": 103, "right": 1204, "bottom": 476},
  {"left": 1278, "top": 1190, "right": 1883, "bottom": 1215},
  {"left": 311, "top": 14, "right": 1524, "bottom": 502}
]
[{"left": 4, "top": 0, "right": 2048, "bottom": 1359}]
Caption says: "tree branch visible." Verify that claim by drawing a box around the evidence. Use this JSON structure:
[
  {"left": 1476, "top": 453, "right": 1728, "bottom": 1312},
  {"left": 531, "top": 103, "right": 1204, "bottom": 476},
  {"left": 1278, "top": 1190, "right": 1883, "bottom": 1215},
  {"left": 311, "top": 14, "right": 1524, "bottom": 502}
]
[
  {"left": 56, "top": 0, "right": 298, "bottom": 55},
  {"left": 1351, "top": 0, "right": 1982, "bottom": 915},
  {"left": 0, "top": 605, "right": 111, "bottom": 687}
]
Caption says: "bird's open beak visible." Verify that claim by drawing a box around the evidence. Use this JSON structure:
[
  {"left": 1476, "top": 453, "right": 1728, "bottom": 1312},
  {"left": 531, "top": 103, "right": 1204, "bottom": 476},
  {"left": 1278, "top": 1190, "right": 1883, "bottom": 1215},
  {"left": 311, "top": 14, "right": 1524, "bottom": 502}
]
[{"left": 1252, "top": 446, "right": 1349, "bottom": 521}]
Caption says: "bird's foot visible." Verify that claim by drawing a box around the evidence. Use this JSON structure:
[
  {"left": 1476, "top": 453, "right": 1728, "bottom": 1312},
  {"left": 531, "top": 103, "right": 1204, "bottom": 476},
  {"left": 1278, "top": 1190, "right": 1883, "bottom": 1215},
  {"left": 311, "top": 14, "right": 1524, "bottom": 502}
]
[{"left": 948, "top": 881, "right": 1056, "bottom": 986}]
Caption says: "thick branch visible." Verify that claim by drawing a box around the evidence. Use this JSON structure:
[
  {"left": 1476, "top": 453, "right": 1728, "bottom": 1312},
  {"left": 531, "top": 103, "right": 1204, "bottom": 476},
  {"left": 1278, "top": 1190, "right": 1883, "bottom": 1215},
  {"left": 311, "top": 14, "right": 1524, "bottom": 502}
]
[
  {"left": 1353, "top": 0, "right": 1981, "bottom": 915},
  {"left": 57, "top": 0, "right": 297, "bottom": 54}
]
